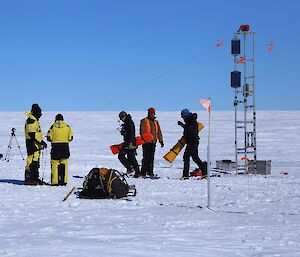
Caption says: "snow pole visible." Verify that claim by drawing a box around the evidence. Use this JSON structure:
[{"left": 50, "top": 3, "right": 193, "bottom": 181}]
[
  {"left": 63, "top": 186, "right": 76, "bottom": 202},
  {"left": 207, "top": 105, "right": 211, "bottom": 208},
  {"left": 200, "top": 98, "right": 211, "bottom": 208}
]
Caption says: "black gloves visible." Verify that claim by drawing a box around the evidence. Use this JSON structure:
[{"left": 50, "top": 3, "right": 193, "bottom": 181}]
[
  {"left": 178, "top": 121, "right": 184, "bottom": 127},
  {"left": 160, "top": 141, "right": 164, "bottom": 148},
  {"left": 41, "top": 140, "right": 47, "bottom": 150}
]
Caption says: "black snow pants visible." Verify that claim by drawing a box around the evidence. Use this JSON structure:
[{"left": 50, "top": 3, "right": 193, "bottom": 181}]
[
  {"left": 118, "top": 147, "right": 140, "bottom": 176},
  {"left": 183, "top": 141, "right": 205, "bottom": 178},
  {"left": 141, "top": 143, "right": 156, "bottom": 176}
]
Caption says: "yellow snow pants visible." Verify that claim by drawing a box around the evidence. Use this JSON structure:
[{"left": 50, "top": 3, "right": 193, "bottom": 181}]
[{"left": 51, "top": 158, "right": 68, "bottom": 185}]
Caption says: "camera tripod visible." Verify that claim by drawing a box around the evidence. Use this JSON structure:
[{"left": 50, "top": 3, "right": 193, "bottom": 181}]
[{"left": 4, "top": 128, "right": 25, "bottom": 162}]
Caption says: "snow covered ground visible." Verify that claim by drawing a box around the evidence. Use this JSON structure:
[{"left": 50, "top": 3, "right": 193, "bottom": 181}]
[{"left": 0, "top": 111, "right": 299, "bottom": 257}]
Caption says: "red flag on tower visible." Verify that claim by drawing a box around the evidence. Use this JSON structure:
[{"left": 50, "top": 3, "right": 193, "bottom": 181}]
[
  {"left": 266, "top": 43, "right": 275, "bottom": 52},
  {"left": 215, "top": 39, "right": 224, "bottom": 47}
]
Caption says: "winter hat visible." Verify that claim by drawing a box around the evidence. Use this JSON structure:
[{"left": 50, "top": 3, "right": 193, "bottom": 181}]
[
  {"left": 55, "top": 114, "right": 64, "bottom": 121},
  {"left": 181, "top": 109, "right": 192, "bottom": 119},
  {"left": 148, "top": 107, "right": 156, "bottom": 115},
  {"left": 118, "top": 111, "right": 127, "bottom": 120},
  {"left": 31, "top": 103, "right": 42, "bottom": 118}
]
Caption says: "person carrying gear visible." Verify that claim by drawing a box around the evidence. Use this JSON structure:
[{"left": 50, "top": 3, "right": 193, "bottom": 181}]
[
  {"left": 140, "top": 107, "right": 164, "bottom": 177},
  {"left": 118, "top": 111, "right": 141, "bottom": 178},
  {"left": 47, "top": 114, "right": 73, "bottom": 186},
  {"left": 24, "top": 104, "right": 47, "bottom": 185},
  {"left": 178, "top": 109, "right": 205, "bottom": 180}
]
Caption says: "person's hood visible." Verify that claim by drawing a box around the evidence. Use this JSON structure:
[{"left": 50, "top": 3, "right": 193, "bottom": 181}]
[
  {"left": 24, "top": 112, "right": 37, "bottom": 121},
  {"left": 125, "top": 114, "right": 132, "bottom": 122},
  {"left": 185, "top": 113, "right": 197, "bottom": 123},
  {"left": 53, "top": 120, "right": 67, "bottom": 128}
]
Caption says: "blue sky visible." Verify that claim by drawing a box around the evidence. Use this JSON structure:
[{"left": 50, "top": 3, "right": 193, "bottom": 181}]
[{"left": 0, "top": 0, "right": 299, "bottom": 111}]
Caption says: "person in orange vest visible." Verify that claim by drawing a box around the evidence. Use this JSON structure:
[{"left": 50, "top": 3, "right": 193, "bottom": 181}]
[{"left": 140, "top": 107, "right": 164, "bottom": 177}]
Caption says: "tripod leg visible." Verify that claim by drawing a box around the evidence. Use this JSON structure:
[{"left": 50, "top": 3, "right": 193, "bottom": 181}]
[
  {"left": 14, "top": 136, "right": 25, "bottom": 160},
  {"left": 5, "top": 136, "right": 13, "bottom": 161}
]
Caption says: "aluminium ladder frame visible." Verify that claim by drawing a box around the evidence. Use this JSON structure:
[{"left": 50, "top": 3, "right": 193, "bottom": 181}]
[{"left": 233, "top": 29, "right": 257, "bottom": 175}]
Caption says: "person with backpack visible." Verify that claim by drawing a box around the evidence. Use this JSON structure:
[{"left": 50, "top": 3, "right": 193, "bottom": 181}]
[
  {"left": 178, "top": 109, "right": 206, "bottom": 179},
  {"left": 140, "top": 107, "right": 164, "bottom": 177},
  {"left": 24, "top": 104, "right": 47, "bottom": 185},
  {"left": 117, "top": 111, "right": 141, "bottom": 178},
  {"left": 47, "top": 114, "right": 73, "bottom": 186}
]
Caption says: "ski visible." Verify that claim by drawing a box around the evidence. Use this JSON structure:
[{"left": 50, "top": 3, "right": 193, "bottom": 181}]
[
  {"left": 110, "top": 133, "right": 154, "bottom": 155},
  {"left": 163, "top": 122, "right": 204, "bottom": 163},
  {"left": 166, "top": 174, "right": 220, "bottom": 180},
  {"left": 159, "top": 166, "right": 182, "bottom": 170},
  {"left": 210, "top": 168, "right": 234, "bottom": 175},
  {"left": 158, "top": 202, "right": 203, "bottom": 209}
]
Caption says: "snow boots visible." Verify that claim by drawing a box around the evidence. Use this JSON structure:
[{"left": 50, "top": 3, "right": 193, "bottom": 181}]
[
  {"left": 24, "top": 160, "right": 43, "bottom": 185},
  {"left": 190, "top": 161, "right": 208, "bottom": 178}
]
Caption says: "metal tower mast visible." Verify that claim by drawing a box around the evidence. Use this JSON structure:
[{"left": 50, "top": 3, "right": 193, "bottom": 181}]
[{"left": 231, "top": 25, "right": 257, "bottom": 174}]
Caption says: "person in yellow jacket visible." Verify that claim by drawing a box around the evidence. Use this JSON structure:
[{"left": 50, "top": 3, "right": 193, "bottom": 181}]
[
  {"left": 140, "top": 107, "right": 164, "bottom": 177},
  {"left": 47, "top": 114, "right": 73, "bottom": 186},
  {"left": 24, "top": 104, "right": 47, "bottom": 185}
]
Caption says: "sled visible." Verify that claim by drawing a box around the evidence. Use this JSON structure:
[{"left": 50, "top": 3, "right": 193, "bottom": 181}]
[
  {"left": 163, "top": 122, "right": 204, "bottom": 163},
  {"left": 110, "top": 133, "right": 154, "bottom": 155}
]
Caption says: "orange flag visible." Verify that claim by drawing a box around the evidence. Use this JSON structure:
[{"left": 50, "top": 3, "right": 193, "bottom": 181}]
[
  {"left": 200, "top": 98, "right": 211, "bottom": 113},
  {"left": 267, "top": 43, "right": 275, "bottom": 52},
  {"left": 215, "top": 39, "right": 224, "bottom": 47}
]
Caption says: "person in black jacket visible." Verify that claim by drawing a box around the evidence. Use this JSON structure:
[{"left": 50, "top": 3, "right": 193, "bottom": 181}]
[
  {"left": 178, "top": 109, "right": 205, "bottom": 179},
  {"left": 118, "top": 111, "right": 141, "bottom": 178}
]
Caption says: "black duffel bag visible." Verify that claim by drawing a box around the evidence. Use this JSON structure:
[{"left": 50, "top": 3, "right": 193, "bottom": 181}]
[{"left": 78, "top": 168, "right": 135, "bottom": 199}]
